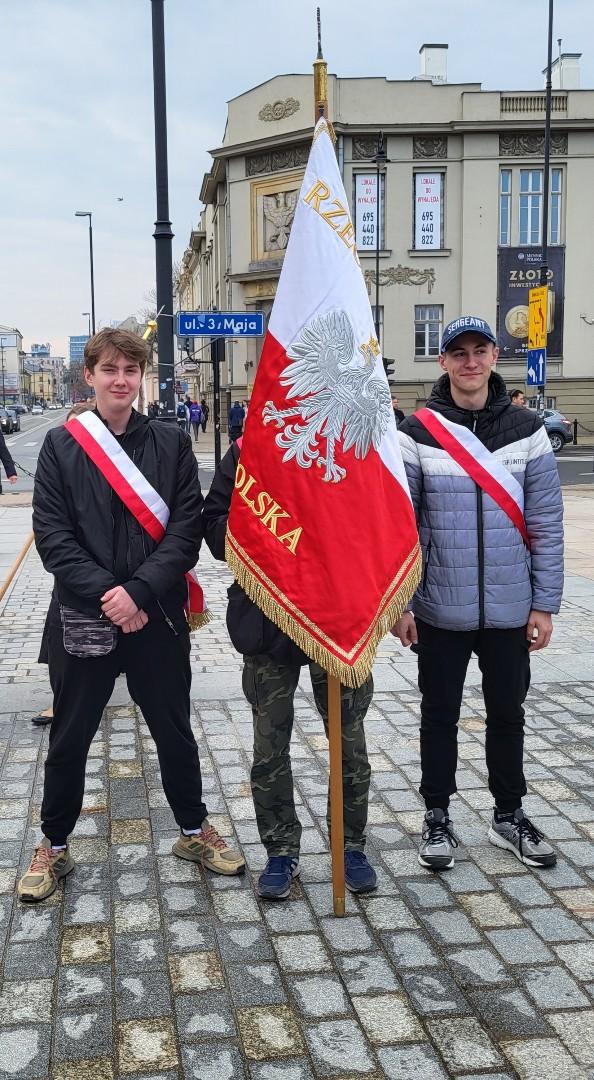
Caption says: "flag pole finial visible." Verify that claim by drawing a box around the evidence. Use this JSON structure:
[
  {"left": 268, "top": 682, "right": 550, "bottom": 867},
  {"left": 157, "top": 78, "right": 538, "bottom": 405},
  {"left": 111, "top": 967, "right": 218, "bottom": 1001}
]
[{"left": 313, "top": 6, "right": 328, "bottom": 122}]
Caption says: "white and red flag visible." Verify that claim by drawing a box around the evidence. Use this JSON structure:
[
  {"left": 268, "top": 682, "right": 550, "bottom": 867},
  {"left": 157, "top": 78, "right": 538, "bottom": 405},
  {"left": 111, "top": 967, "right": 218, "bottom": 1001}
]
[{"left": 226, "top": 118, "right": 421, "bottom": 686}]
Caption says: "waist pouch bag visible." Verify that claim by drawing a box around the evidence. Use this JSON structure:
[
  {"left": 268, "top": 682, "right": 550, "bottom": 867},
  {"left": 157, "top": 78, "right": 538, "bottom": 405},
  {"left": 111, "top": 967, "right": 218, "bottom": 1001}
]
[{"left": 60, "top": 606, "right": 118, "bottom": 658}]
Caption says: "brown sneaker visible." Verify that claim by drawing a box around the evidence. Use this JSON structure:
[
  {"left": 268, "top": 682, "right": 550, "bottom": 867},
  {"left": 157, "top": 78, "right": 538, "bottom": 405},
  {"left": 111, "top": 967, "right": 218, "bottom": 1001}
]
[
  {"left": 172, "top": 819, "right": 245, "bottom": 876},
  {"left": 17, "top": 838, "right": 74, "bottom": 902}
]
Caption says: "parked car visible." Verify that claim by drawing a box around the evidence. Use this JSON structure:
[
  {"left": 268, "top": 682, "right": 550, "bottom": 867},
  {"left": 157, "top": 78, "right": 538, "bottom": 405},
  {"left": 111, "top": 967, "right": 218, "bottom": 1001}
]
[
  {"left": 0, "top": 407, "right": 15, "bottom": 435},
  {"left": 6, "top": 408, "right": 21, "bottom": 432},
  {"left": 31, "top": 404, "right": 43, "bottom": 416},
  {"left": 14, "top": 404, "right": 28, "bottom": 415},
  {"left": 540, "top": 409, "right": 573, "bottom": 454}
]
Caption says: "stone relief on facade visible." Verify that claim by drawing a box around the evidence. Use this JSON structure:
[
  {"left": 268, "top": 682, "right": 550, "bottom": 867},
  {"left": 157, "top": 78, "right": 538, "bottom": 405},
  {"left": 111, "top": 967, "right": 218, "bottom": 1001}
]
[
  {"left": 364, "top": 265, "right": 436, "bottom": 295},
  {"left": 263, "top": 191, "right": 298, "bottom": 251},
  {"left": 413, "top": 137, "right": 448, "bottom": 159},
  {"left": 258, "top": 97, "right": 301, "bottom": 122},
  {"left": 499, "top": 132, "right": 568, "bottom": 156},
  {"left": 246, "top": 143, "right": 310, "bottom": 177},
  {"left": 352, "top": 137, "right": 380, "bottom": 160}
]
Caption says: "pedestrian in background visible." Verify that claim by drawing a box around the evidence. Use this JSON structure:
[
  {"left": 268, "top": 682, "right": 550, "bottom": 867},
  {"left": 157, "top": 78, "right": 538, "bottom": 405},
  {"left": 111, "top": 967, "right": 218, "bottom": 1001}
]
[
  {"left": 0, "top": 427, "right": 17, "bottom": 494},
  {"left": 200, "top": 398, "right": 209, "bottom": 433},
  {"left": 510, "top": 389, "right": 527, "bottom": 408},
  {"left": 189, "top": 401, "right": 202, "bottom": 442},
  {"left": 228, "top": 401, "right": 245, "bottom": 442},
  {"left": 393, "top": 315, "right": 563, "bottom": 872},
  {"left": 392, "top": 396, "right": 405, "bottom": 425}
]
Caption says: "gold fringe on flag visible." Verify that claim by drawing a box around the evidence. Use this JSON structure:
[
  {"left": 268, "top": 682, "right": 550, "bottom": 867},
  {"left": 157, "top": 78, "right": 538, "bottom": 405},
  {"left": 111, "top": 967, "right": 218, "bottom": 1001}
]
[
  {"left": 187, "top": 609, "right": 212, "bottom": 632},
  {"left": 225, "top": 534, "right": 422, "bottom": 688}
]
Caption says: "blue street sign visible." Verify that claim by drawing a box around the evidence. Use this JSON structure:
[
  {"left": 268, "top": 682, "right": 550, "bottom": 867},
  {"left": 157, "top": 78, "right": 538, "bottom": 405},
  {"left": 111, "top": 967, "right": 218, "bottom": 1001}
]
[
  {"left": 177, "top": 311, "right": 265, "bottom": 338},
  {"left": 526, "top": 347, "right": 546, "bottom": 387}
]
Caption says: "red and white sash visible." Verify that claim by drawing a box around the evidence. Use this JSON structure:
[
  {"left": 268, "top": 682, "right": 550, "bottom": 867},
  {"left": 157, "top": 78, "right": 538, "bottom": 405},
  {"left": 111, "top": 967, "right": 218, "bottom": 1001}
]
[
  {"left": 66, "top": 410, "right": 209, "bottom": 627},
  {"left": 415, "top": 407, "right": 530, "bottom": 547}
]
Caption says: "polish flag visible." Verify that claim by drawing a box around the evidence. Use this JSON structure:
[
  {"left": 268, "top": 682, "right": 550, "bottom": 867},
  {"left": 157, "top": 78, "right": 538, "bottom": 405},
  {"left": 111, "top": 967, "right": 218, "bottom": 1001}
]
[{"left": 226, "top": 118, "right": 421, "bottom": 686}]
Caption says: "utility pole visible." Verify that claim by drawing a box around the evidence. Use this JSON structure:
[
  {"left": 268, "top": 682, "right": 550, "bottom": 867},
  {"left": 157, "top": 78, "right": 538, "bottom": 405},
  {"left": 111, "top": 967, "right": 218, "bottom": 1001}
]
[
  {"left": 0, "top": 340, "right": 5, "bottom": 408},
  {"left": 150, "top": 0, "right": 175, "bottom": 420},
  {"left": 538, "top": 0, "right": 554, "bottom": 412}
]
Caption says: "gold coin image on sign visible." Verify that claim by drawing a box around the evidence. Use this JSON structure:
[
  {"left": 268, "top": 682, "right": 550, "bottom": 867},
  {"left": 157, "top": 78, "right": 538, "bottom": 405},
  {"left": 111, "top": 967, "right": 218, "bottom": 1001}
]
[{"left": 505, "top": 305, "right": 529, "bottom": 340}]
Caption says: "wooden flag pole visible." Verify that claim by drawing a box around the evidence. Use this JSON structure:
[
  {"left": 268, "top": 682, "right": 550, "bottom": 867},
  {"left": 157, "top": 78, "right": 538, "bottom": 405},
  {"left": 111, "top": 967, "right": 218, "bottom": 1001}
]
[{"left": 328, "top": 673, "right": 346, "bottom": 916}]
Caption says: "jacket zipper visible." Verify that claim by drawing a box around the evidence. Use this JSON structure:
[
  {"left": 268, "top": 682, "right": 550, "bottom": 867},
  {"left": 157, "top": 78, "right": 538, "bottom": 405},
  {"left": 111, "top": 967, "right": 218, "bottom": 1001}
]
[
  {"left": 472, "top": 412, "right": 485, "bottom": 629},
  {"left": 422, "top": 539, "right": 432, "bottom": 591},
  {"left": 140, "top": 528, "right": 178, "bottom": 636}
]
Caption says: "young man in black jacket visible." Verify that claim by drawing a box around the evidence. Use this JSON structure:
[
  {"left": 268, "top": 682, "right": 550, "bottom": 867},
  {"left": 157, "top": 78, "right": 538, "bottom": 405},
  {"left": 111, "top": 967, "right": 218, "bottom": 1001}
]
[
  {"left": 18, "top": 328, "right": 243, "bottom": 902},
  {"left": 203, "top": 443, "right": 377, "bottom": 900}
]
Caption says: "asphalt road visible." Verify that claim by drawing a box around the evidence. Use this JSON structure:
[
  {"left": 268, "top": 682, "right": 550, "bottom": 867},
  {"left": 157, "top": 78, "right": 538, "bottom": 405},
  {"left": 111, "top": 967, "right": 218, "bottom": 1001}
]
[
  {"left": 4, "top": 408, "right": 216, "bottom": 493},
  {"left": 3, "top": 409, "right": 592, "bottom": 492}
]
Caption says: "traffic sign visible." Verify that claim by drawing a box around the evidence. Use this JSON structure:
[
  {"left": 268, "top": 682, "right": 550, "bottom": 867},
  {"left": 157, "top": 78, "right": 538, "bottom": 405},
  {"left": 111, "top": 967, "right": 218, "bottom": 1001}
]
[
  {"left": 528, "top": 286, "right": 548, "bottom": 350},
  {"left": 177, "top": 311, "right": 265, "bottom": 338},
  {"left": 526, "top": 347, "right": 546, "bottom": 387}
]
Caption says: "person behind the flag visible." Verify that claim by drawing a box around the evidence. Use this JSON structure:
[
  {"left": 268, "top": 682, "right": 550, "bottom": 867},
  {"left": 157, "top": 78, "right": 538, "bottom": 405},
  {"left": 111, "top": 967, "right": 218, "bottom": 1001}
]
[
  {"left": 392, "top": 315, "right": 563, "bottom": 872},
  {"left": 18, "top": 328, "right": 244, "bottom": 902},
  {"left": 202, "top": 444, "right": 378, "bottom": 899}
]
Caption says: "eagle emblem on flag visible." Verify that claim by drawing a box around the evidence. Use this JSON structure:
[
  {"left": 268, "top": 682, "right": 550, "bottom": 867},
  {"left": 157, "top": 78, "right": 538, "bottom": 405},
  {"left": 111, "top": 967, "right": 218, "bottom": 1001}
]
[{"left": 262, "top": 309, "right": 392, "bottom": 483}]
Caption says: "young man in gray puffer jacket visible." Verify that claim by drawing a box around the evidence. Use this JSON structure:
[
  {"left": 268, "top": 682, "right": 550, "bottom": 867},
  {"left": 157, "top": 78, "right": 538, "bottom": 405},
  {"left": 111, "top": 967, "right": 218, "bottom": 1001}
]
[{"left": 393, "top": 316, "right": 563, "bottom": 872}]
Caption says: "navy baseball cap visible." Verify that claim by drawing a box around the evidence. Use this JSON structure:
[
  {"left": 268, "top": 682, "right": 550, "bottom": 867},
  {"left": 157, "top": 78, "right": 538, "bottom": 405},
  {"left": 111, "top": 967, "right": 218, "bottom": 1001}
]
[{"left": 441, "top": 316, "right": 496, "bottom": 352}]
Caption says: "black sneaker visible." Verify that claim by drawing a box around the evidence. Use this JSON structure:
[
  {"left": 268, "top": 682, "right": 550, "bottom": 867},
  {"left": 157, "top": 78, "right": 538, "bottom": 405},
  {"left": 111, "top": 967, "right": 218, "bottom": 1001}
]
[
  {"left": 488, "top": 808, "right": 557, "bottom": 868},
  {"left": 418, "top": 808, "right": 458, "bottom": 870}
]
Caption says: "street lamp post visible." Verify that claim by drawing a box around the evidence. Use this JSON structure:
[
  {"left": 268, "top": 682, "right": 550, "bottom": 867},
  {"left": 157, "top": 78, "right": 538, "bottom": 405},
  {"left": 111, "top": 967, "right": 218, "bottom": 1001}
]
[
  {"left": 75, "top": 212, "right": 96, "bottom": 335},
  {"left": 0, "top": 339, "right": 6, "bottom": 408},
  {"left": 538, "top": 0, "right": 555, "bottom": 414},
  {"left": 82, "top": 311, "right": 91, "bottom": 338},
  {"left": 372, "top": 132, "right": 389, "bottom": 348}
]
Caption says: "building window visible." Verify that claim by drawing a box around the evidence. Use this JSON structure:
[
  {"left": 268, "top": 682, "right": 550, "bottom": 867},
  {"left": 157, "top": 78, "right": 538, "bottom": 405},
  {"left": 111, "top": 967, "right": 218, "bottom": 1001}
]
[
  {"left": 551, "top": 168, "right": 562, "bottom": 245},
  {"left": 413, "top": 172, "right": 444, "bottom": 250},
  {"left": 519, "top": 169, "right": 542, "bottom": 246},
  {"left": 415, "top": 305, "right": 443, "bottom": 357},
  {"left": 499, "top": 169, "right": 512, "bottom": 245},
  {"left": 516, "top": 168, "right": 564, "bottom": 246},
  {"left": 527, "top": 396, "right": 556, "bottom": 410}
]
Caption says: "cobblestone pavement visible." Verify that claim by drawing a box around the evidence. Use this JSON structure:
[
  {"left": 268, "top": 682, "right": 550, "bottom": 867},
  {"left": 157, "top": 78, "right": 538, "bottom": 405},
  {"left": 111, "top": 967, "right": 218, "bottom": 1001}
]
[{"left": 1, "top": 500, "right": 594, "bottom": 1078}]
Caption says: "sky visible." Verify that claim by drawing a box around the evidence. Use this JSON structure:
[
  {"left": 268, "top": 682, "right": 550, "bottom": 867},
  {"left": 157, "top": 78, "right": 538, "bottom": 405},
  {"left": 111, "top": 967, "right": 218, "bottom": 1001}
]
[{"left": 1, "top": 0, "right": 592, "bottom": 360}]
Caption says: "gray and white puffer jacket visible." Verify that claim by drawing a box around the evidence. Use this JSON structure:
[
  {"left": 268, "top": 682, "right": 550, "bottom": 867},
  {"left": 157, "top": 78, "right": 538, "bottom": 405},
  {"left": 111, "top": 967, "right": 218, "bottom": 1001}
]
[{"left": 398, "top": 373, "right": 564, "bottom": 631}]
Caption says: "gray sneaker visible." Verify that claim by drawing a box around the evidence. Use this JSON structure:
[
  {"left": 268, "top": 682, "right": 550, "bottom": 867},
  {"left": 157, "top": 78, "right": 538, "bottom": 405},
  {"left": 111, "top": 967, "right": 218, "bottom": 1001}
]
[
  {"left": 488, "top": 808, "right": 556, "bottom": 868},
  {"left": 418, "top": 808, "right": 458, "bottom": 871}
]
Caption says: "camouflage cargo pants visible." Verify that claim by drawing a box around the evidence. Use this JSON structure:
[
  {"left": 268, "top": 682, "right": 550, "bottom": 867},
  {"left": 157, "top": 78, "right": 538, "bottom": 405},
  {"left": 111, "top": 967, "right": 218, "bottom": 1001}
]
[{"left": 242, "top": 655, "right": 373, "bottom": 857}]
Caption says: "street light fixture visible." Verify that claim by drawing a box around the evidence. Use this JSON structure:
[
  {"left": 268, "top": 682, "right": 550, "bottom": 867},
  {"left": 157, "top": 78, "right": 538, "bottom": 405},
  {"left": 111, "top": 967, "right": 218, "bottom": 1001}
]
[
  {"left": 372, "top": 132, "right": 390, "bottom": 348},
  {"left": 82, "top": 312, "right": 91, "bottom": 337},
  {"left": 75, "top": 211, "right": 96, "bottom": 335}
]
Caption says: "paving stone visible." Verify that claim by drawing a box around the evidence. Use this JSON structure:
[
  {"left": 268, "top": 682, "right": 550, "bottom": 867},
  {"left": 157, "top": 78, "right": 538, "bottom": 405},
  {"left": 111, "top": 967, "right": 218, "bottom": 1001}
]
[
  {"left": 500, "top": 875, "right": 556, "bottom": 907},
  {"left": 548, "top": 1008, "right": 594, "bottom": 1066},
  {"left": 320, "top": 915, "right": 375, "bottom": 953},
  {"left": 212, "top": 890, "right": 262, "bottom": 923},
  {"left": 382, "top": 930, "right": 440, "bottom": 969},
  {"left": 0, "top": 978, "right": 53, "bottom": 1024},
  {"left": 63, "top": 890, "right": 111, "bottom": 926},
  {"left": 227, "top": 963, "right": 288, "bottom": 1006},
  {"left": 115, "top": 970, "right": 172, "bottom": 1019},
  {"left": 114, "top": 933, "right": 167, "bottom": 974},
  {"left": 554, "top": 941, "right": 594, "bottom": 980},
  {"left": 58, "top": 965, "right": 112, "bottom": 1009},
  {"left": 502, "top": 1036, "right": 589, "bottom": 1079},
  {"left": 427, "top": 1016, "right": 503, "bottom": 1071},
  {"left": 249, "top": 1060, "right": 314, "bottom": 1080},
  {"left": 237, "top": 1004, "right": 304, "bottom": 1060},
  {"left": 336, "top": 953, "right": 401, "bottom": 995},
  {"left": 0, "top": 1025, "right": 51, "bottom": 1079},
  {"left": 523, "top": 905, "right": 589, "bottom": 942},
  {"left": 181, "top": 1042, "right": 246, "bottom": 1079},
  {"left": 262, "top": 901, "right": 315, "bottom": 934},
  {"left": 273, "top": 933, "right": 332, "bottom": 973},
  {"left": 305, "top": 1018, "right": 375, "bottom": 1076},
  {"left": 175, "top": 990, "right": 236, "bottom": 1040},
  {"left": 118, "top": 1018, "right": 179, "bottom": 1073},
  {"left": 359, "top": 895, "right": 418, "bottom": 930},
  {"left": 114, "top": 899, "right": 161, "bottom": 934},
  {"left": 10, "top": 904, "right": 60, "bottom": 943},
  {"left": 3, "top": 940, "right": 59, "bottom": 979},
  {"left": 469, "top": 987, "right": 551, "bottom": 1038},
  {"left": 521, "top": 965, "right": 590, "bottom": 1009},
  {"left": 554, "top": 887, "right": 594, "bottom": 918},
  {"left": 353, "top": 992, "right": 425, "bottom": 1043},
  {"left": 458, "top": 891, "right": 524, "bottom": 928},
  {"left": 402, "top": 969, "right": 472, "bottom": 1016},
  {"left": 61, "top": 925, "right": 112, "bottom": 965},
  {"left": 487, "top": 928, "right": 555, "bottom": 965},
  {"left": 114, "top": 870, "right": 158, "bottom": 899},
  {"left": 377, "top": 1043, "right": 448, "bottom": 1079},
  {"left": 289, "top": 975, "right": 350, "bottom": 1018},
  {"left": 164, "top": 917, "right": 216, "bottom": 953},
  {"left": 169, "top": 951, "right": 225, "bottom": 992},
  {"left": 398, "top": 878, "right": 454, "bottom": 909},
  {"left": 51, "top": 1059, "right": 115, "bottom": 1080},
  {"left": 54, "top": 1007, "right": 113, "bottom": 1060},
  {"left": 446, "top": 947, "right": 510, "bottom": 987},
  {"left": 419, "top": 907, "right": 482, "bottom": 945},
  {"left": 216, "top": 924, "right": 274, "bottom": 964}
]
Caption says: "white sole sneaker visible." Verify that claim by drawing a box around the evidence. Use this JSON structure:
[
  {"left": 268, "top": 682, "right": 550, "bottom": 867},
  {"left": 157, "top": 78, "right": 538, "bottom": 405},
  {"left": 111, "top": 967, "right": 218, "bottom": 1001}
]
[
  {"left": 417, "top": 853, "right": 454, "bottom": 871},
  {"left": 488, "top": 826, "right": 553, "bottom": 867}
]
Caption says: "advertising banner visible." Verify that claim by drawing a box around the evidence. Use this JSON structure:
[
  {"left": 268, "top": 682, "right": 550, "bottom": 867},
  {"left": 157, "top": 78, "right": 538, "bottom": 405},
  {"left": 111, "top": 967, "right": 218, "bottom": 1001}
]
[
  {"left": 414, "top": 173, "right": 442, "bottom": 249},
  {"left": 355, "top": 174, "right": 380, "bottom": 251},
  {"left": 497, "top": 247, "right": 565, "bottom": 358}
]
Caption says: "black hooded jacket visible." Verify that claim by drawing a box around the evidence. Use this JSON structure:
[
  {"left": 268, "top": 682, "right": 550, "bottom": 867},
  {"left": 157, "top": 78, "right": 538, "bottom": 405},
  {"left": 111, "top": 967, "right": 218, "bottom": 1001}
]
[
  {"left": 202, "top": 443, "right": 308, "bottom": 666},
  {"left": 32, "top": 409, "right": 203, "bottom": 631}
]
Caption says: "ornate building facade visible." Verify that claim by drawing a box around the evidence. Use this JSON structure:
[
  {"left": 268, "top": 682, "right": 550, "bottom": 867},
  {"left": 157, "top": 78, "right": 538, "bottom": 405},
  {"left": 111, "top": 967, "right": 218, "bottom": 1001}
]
[{"left": 177, "top": 58, "right": 594, "bottom": 425}]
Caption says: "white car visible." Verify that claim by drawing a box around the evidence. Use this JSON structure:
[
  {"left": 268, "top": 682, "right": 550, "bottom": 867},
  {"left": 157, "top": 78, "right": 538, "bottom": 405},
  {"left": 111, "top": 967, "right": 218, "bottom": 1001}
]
[{"left": 31, "top": 405, "right": 43, "bottom": 415}]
